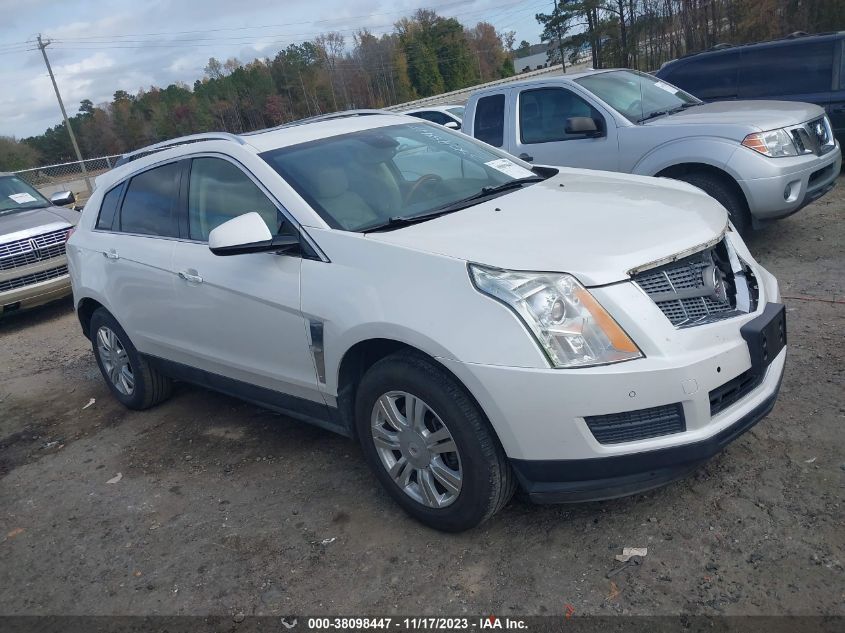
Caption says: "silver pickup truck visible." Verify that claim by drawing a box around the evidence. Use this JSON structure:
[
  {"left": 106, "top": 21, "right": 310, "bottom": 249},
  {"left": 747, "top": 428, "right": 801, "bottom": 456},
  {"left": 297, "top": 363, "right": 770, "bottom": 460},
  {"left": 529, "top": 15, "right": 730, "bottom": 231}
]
[{"left": 463, "top": 69, "right": 841, "bottom": 232}]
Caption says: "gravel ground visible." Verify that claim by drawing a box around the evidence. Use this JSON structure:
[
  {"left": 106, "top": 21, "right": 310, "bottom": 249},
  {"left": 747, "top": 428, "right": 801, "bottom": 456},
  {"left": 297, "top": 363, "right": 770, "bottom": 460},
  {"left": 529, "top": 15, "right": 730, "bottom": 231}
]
[{"left": 1, "top": 178, "right": 843, "bottom": 618}]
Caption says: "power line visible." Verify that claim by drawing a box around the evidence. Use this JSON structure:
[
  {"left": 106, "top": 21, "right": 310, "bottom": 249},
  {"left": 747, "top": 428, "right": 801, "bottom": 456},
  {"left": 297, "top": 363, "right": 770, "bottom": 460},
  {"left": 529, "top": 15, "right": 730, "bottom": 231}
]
[
  {"left": 48, "top": 0, "right": 482, "bottom": 41},
  {"left": 46, "top": 0, "right": 542, "bottom": 49}
]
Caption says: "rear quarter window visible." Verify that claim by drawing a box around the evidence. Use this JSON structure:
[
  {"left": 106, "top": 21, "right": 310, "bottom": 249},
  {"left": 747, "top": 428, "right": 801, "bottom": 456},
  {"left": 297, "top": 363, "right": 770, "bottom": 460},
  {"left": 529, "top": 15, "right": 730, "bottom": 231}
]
[
  {"left": 739, "top": 41, "right": 835, "bottom": 97},
  {"left": 95, "top": 184, "right": 123, "bottom": 231}
]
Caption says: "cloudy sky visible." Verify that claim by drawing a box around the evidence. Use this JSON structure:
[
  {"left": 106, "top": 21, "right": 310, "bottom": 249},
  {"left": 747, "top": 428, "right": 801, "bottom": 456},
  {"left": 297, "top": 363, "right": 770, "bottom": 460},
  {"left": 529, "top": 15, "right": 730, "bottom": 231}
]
[{"left": 0, "top": 0, "right": 546, "bottom": 139}]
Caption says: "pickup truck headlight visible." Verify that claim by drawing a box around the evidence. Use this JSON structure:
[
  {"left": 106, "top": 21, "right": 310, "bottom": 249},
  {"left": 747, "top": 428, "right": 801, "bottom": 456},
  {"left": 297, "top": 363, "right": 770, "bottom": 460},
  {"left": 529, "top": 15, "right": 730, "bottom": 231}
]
[
  {"left": 742, "top": 128, "right": 798, "bottom": 157},
  {"left": 469, "top": 265, "right": 643, "bottom": 368}
]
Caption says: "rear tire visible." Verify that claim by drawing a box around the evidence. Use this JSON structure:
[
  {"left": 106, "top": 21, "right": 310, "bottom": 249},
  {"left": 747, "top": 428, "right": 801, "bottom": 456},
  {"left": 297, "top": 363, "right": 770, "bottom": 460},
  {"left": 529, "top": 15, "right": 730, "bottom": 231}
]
[
  {"left": 677, "top": 171, "right": 751, "bottom": 234},
  {"left": 90, "top": 308, "right": 172, "bottom": 410},
  {"left": 355, "top": 352, "right": 515, "bottom": 532}
]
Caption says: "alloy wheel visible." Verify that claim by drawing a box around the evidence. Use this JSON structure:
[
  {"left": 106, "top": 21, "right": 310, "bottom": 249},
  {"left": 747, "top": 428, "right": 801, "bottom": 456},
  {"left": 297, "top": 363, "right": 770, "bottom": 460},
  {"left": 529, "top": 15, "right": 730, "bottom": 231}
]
[
  {"left": 96, "top": 326, "right": 135, "bottom": 396},
  {"left": 370, "top": 391, "right": 463, "bottom": 508}
]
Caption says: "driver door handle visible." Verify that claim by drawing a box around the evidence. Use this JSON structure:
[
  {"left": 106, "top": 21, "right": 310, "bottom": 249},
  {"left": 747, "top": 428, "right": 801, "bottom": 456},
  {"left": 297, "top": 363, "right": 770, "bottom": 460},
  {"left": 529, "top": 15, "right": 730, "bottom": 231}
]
[
  {"left": 518, "top": 153, "right": 534, "bottom": 162},
  {"left": 103, "top": 249, "right": 119, "bottom": 260},
  {"left": 178, "top": 270, "right": 203, "bottom": 284}
]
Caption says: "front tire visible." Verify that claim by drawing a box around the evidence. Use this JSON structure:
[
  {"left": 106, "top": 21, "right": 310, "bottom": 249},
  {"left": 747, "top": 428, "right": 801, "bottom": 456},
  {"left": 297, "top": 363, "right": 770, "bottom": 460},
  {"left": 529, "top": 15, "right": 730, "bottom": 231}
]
[
  {"left": 90, "top": 308, "right": 172, "bottom": 410},
  {"left": 355, "top": 352, "right": 515, "bottom": 532}
]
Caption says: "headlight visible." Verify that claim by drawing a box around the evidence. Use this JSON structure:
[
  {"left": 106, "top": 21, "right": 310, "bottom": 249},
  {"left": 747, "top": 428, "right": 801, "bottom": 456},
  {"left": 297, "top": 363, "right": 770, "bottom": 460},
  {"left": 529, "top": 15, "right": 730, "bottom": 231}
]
[
  {"left": 742, "top": 128, "right": 797, "bottom": 157},
  {"left": 469, "top": 265, "right": 643, "bottom": 368}
]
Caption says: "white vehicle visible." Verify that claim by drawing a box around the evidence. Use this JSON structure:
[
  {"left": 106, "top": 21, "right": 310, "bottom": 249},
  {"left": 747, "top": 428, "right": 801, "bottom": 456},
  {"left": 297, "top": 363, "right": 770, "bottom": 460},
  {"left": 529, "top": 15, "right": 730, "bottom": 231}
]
[
  {"left": 401, "top": 104, "right": 465, "bottom": 130},
  {"left": 67, "top": 112, "right": 786, "bottom": 532}
]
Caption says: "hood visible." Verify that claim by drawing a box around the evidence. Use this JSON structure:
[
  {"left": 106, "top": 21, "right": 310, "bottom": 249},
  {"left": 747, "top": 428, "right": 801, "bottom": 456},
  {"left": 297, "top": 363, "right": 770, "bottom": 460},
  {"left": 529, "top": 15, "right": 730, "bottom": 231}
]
[
  {"left": 0, "top": 206, "right": 78, "bottom": 240},
  {"left": 367, "top": 169, "right": 727, "bottom": 286},
  {"left": 648, "top": 100, "right": 825, "bottom": 131}
]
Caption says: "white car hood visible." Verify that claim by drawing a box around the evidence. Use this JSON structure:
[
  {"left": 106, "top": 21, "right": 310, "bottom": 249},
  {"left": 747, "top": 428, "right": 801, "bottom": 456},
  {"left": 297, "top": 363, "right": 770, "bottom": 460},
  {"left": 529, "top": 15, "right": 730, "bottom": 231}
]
[{"left": 367, "top": 169, "right": 728, "bottom": 286}]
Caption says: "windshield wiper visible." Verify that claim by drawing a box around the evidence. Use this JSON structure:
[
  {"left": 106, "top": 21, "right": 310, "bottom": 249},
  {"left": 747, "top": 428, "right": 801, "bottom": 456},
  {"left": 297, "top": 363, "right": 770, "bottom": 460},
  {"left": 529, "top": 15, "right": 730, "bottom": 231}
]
[
  {"left": 638, "top": 102, "right": 702, "bottom": 123},
  {"left": 361, "top": 176, "right": 545, "bottom": 233},
  {"left": 361, "top": 208, "right": 461, "bottom": 233}
]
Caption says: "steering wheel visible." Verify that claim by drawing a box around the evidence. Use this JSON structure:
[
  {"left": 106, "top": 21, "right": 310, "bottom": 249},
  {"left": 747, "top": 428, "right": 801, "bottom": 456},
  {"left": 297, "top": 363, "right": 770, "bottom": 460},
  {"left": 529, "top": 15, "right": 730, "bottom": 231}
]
[{"left": 404, "top": 174, "right": 443, "bottom": 206}]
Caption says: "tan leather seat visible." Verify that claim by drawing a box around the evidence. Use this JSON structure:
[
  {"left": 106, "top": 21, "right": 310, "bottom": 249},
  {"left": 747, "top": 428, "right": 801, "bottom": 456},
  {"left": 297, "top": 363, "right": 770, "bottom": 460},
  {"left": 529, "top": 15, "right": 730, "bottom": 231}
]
[{"left": 308, "top": 166, "right": 379, "bottom": 230}]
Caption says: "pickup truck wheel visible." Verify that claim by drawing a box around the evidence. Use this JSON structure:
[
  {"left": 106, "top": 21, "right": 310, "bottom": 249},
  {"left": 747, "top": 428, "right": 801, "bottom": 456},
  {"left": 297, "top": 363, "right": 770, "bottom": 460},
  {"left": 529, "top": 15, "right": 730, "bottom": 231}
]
[
  {"left": 355, "top": 352, "right": 515, "bottom": 532},
  {"left": 90, "top": 308, "right": 172, "bottom": 410},
  {"left": 678, "top": 171, "right": 751, "bottom": 233}
]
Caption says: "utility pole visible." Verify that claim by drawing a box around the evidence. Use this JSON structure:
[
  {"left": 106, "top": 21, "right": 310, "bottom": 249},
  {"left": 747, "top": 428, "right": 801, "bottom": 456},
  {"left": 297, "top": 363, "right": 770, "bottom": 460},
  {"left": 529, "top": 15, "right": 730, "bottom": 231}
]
[
  {"left": 553, "top": 0, "right": 567, "bottom": 73},
  {"left": 36, "top": 34, "right": 91, "bottom": 191}
]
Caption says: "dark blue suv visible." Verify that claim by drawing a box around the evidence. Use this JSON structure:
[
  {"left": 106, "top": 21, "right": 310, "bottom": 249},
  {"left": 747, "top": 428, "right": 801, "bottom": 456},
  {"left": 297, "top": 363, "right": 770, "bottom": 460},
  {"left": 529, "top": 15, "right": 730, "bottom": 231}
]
[{"left": 656, "top": 32, "right": 845, "bottom": 144}]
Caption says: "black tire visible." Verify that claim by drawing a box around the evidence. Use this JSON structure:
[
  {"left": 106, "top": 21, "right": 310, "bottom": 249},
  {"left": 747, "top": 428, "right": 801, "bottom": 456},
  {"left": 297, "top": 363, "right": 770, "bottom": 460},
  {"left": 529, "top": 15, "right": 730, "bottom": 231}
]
[
  {"left": 677, "top": 171, "right": 751, "bottom": 234},
  {"left": 89, "top": 308, "right": 172, "bottom": 410},
  {"left": 355, "top": 352, "right": 515, "bottom": 532}
]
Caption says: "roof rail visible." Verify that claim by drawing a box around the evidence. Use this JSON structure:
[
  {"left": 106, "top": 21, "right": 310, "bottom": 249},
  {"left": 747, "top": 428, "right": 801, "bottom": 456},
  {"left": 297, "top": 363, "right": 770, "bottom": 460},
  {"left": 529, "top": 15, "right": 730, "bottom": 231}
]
[
  {"left": 114, "top": 132, "right": 245, "bottom": 167},
  {"left": 241, "top": 109, "right": 390, "bottom": 135}
]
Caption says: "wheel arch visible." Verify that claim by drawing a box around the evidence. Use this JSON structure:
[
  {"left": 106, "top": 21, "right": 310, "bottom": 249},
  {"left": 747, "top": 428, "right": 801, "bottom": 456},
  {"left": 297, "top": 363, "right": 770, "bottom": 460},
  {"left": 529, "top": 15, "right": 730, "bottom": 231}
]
[
  {"left": 76, "top": 296, "right": 106, "bottom": 340},
  {"left": 655, "top": 162, "right": 750, "bottom": 214},
  {"left": 334, "top": 338, "right": 497, "bottom": 448}
]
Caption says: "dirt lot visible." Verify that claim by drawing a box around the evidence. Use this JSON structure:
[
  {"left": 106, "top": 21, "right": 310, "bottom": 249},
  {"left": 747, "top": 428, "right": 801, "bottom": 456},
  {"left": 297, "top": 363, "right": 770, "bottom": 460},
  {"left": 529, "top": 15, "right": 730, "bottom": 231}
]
[{"left": 1, "top": 179, "right": 843, "bottom": 618}]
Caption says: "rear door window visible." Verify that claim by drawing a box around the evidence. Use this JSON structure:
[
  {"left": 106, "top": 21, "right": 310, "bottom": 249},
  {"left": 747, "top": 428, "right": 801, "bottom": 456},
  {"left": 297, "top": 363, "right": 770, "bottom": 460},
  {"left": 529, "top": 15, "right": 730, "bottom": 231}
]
[
  {"left": 661, "top": 51, "right": 739, "bottom": 99},
  {"left": 474, "top": 94, "right": 505, "bottom": 147},
  {"left": 118, "top": 162, "right": 181, "bottom": 237},
  {"left": 740, "top": 41, "right": 835, "bottom": 97}
]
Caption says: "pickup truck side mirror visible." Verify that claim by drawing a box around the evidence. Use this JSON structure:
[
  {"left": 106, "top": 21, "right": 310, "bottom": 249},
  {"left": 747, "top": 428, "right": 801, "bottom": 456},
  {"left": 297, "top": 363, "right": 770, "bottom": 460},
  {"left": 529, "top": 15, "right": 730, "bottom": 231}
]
[{"left": 565, "top": 116, "right": 602, "bottom": 137}]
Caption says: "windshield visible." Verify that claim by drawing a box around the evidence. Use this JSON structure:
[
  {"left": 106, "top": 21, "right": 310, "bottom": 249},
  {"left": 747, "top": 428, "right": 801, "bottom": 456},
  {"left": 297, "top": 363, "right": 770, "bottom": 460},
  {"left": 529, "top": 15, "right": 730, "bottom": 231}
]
[
  {"left": 0, "top": 176, "right": 50, "bottom": 216},
  {"left": 575, "top": 70, "right": 700, "bottom": 123},
  {"left": 446, "top": 106, "right": 465, "bottom": 120},
  {"left": 260, "top": 123, "right": 539, "bottom": 232}
]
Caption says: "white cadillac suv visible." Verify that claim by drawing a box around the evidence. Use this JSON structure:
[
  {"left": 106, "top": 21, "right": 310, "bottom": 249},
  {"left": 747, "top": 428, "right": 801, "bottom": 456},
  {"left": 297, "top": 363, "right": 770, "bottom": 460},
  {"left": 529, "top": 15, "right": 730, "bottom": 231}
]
[{"left": 67, "top": 112, "right": 787, "bottom": 532}]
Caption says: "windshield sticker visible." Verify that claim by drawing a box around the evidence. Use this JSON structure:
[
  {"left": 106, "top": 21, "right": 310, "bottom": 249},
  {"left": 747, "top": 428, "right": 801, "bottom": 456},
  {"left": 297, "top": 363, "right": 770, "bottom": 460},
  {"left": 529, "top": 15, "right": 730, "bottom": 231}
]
[
  {"left": 653, "top": 81, "right": 680, "bottom": 95},
  {"left": 485, "top": 158, "right": 535, "bottom": 179},
  {"left": 8, "top": 193, "right": 37, "bottom": 204}
]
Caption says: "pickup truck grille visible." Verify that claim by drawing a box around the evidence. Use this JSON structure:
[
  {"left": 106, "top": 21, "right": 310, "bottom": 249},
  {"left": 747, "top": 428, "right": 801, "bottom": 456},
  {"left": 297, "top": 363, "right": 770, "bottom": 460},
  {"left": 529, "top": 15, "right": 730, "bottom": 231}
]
[
  {"left": 0, "top": 227, "right": 71, "bottom": 271},
  {"left": 790, "top": 116, "right": 836, "bottom": 155},
  {"left": 632, "top": 238, "right": 758, "bottom": 328},
  {"left": 0, "top": 264, "right": 68, "bottom": 293}
]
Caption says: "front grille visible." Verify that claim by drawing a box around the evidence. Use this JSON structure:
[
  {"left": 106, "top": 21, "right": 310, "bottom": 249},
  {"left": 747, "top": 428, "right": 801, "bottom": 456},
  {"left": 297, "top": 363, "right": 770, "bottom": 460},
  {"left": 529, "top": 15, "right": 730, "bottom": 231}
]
[
  {"left": 709, "top": 368, "right": 762, "bottom": 416},
  {"left": 808, "top": 116, "right": 833, "bottom": 153},
  {"left": 0, "top": 265, "right": 68, "bottom": 293},
  {"left": 585, "top": 403, "right": 685, "bottom": 445},
  {"left": 632, "top": 239, "right": 758, "bottom": 328},
  {"left": 0, "top": 228, "right": 70, "bottom": 271}
]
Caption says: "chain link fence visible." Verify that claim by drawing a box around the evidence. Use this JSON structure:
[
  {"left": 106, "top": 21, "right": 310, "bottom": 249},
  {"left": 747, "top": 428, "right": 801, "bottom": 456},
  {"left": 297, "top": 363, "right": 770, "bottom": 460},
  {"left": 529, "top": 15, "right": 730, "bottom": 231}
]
[{"left": 13, "top": 154, "right": 122, "bottom": 204}]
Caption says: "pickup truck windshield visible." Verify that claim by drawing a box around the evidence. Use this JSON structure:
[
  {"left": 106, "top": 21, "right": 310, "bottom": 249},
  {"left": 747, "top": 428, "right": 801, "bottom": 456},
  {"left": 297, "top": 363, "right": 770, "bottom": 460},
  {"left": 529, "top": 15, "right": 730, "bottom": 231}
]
[
  {"left": 0, "top": 176, "right": 50, "bottom": 215},
  {"left": 576, "top": 70, "right": 701, "bottom": 123},
  {"left": 261, "top": 123, "right": 540, "bottom": 232}
]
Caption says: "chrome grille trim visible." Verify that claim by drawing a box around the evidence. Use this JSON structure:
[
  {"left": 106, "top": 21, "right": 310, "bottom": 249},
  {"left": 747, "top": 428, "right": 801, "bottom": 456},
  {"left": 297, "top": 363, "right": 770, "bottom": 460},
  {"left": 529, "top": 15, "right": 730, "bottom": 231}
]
[
  {"left": 789, "top": 116, "right": 836, "bottom": 156},
  {"left": 0, "top": 227, "right": 71, "bottom": 271},
  {"left": 632, "top": 238, "right": 758, "bottom": 328},
  {"left": 0, "top": 265, "right": 69, "bottom": 293}
]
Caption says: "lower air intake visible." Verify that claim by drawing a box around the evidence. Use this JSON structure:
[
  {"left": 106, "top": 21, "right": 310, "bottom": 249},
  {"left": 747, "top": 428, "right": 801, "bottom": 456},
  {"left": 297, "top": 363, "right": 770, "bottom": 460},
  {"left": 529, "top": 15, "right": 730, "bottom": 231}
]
[{"left": 585, "top": 403, "right": 686, "bottom": 445}]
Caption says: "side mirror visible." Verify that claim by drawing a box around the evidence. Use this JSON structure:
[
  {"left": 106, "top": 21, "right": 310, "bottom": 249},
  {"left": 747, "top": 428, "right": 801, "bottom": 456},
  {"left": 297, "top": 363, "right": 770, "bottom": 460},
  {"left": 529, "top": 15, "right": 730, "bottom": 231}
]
[
  {"left": 444, "top": 120, "right": 461, "bottom": 130},
  {"left": 565, "top": 116, "right": 602, "bottom": 136},
  {"left": 208, "top": 212, "right": 300, "bottom": 257},
  {"left": 50, "top": 191, "right": 76, "bottom": 206}
]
